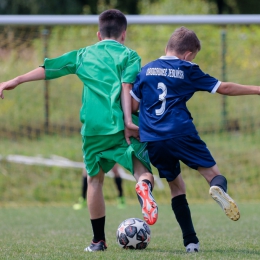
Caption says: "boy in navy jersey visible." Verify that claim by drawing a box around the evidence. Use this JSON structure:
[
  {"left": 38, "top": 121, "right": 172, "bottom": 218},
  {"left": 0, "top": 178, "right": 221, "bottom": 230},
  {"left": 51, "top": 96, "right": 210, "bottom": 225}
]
[{"left": 129, "top": 26, "right": 260, "bottom": 253}]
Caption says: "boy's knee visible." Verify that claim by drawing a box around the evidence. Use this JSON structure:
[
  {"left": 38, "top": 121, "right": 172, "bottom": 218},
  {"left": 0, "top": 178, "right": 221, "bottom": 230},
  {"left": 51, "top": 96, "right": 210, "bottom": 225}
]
[
  {"left": 88, "top": 171, "right": 105, "bottom": 186},
  {"left": 135, "top": 172, "right": 154, "bottom": 186},
  {"left": 168, "top": 177, "right": 186, "bottom": 197}
]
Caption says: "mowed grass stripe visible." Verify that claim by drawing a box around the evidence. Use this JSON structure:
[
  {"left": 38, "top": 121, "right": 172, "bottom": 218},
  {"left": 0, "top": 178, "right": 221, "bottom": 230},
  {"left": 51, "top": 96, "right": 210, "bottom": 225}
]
[{"left": 0, "top": 203, "right": 259, "bottom": 259}]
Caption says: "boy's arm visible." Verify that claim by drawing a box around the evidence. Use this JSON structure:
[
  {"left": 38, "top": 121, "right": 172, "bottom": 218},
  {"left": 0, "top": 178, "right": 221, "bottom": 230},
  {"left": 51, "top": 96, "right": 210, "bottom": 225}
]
[
  {"left": 132, "top": 97, "right": 139, "bottom": 113},
  {"left": 217, "top": 82, "right": 260, "bottom": 96},
  {"left": 121, "top": 83, "right": 139, "bottom": 145},
  {"left": 0, "top": 67, "right": 45, "bottom": 99}
]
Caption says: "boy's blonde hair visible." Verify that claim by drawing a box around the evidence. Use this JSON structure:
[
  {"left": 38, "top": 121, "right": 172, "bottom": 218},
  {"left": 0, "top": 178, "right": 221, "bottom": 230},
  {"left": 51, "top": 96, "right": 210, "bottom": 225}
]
[{"left": 166, "top": 26, "right": 201, "bottom": 54}]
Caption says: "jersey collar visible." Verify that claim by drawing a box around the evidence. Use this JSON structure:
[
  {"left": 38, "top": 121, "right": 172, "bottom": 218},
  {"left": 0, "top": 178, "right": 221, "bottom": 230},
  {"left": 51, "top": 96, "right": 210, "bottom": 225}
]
[
  {"left": 159, "top": 56, "right": 179, "bottom": 60},
  {"left": 99, "top": 39, "right": 122, "bottom": 45}
]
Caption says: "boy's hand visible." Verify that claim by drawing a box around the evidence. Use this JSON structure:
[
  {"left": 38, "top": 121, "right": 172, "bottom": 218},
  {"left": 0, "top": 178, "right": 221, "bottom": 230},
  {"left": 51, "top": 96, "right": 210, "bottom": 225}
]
[
  {"left": 124, "top": 123, "right": 140, "bottom": 145},
  {"left": 0, "top": 67, "right": 45, "bottom": 99},
  {"left": 0, "top": 79, "right": 19, "bottom": 99}
]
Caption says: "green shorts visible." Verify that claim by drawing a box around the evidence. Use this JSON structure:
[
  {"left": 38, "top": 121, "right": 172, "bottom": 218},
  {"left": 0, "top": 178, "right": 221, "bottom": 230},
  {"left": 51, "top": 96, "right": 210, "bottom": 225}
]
[{"left": 82, "top": 130, "right": 152, "bottom": 177}]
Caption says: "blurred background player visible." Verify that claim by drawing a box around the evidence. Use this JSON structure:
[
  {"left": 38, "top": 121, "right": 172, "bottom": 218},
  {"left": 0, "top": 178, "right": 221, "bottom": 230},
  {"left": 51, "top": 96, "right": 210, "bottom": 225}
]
[{"left": 73, "top": 164, "right": 126, "bottom": 210}]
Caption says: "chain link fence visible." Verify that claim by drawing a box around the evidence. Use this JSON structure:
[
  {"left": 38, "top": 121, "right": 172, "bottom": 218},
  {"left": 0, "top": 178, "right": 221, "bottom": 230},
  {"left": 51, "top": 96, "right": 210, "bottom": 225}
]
[{"left": 1, "top": 18, "right": 260, "bottom": 201}]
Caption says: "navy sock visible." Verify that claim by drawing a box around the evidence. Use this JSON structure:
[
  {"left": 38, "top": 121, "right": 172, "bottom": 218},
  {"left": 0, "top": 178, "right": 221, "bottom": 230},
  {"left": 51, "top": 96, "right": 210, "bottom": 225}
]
[
  {"left": 210, "top": 175, "right": 227, "bottom": 192},
  {"left": 91, "top": 216, "right": 106, "bottom": 242},
  {"left": 171, "top": 194, "right": 199, "bottom": 246}
]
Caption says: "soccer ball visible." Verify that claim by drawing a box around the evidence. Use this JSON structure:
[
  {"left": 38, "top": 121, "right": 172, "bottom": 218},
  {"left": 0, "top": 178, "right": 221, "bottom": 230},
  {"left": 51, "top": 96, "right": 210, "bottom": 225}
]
[{"left": 116, "top": 218, "right": 151, "bottom": 249}]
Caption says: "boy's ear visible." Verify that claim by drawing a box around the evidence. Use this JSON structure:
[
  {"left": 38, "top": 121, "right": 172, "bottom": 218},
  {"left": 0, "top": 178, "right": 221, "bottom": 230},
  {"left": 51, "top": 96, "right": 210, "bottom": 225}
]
[
  {"left": 97, "top": 31, "right": 102, "bottom": 41},
  {"left": 183, "top": 51, "right": 193, "bottom": 61},
  {"left": 121, "top": 31, "right": 126, "bottom": 42}
]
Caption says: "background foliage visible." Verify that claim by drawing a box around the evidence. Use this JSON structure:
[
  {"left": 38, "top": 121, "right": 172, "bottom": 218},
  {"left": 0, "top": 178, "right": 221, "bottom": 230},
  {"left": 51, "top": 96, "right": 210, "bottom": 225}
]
[
  {"left": 1, "top": 0, "right": 260, "bottom": 204},
  {"left": 1, "top": 0, "right": 260, "bottom": 15}
]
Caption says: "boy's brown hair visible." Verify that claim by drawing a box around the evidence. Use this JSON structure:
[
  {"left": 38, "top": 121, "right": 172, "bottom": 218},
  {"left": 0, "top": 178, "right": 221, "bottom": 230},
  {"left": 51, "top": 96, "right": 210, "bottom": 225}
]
[
  {"left": 166, "top": 26, "right": 201, "bottom": 54},
  {"left": 99, "top": 9, "right": 127, "bottom": 39}
]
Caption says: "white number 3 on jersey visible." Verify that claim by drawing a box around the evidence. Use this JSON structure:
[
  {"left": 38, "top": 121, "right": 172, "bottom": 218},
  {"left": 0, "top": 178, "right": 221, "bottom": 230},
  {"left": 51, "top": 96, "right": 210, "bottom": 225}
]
[{"left": 155, "top": 82, "right": 167, "bottom": 116}]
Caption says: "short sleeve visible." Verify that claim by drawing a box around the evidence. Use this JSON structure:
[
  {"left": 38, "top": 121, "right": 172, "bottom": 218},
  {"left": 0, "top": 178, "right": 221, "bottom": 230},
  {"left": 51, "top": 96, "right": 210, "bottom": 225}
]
[
  {"left": 190, "top": 64, "right": 219, "bottom": 93},
  {"left": 130, "top": 73, "right": 142, "bottom": 102},
  {"left": 121, "top": 51, "right": 141, "bottom": 83},
  {"left": 43, "top": 50, "right": 79, "bottom": 80}
]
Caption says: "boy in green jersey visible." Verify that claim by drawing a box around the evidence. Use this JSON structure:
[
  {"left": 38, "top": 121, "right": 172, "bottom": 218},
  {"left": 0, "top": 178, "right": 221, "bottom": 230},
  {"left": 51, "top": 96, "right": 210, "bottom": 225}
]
[{"left": 0, "top": 9, "right": 158, "bottom": 252}]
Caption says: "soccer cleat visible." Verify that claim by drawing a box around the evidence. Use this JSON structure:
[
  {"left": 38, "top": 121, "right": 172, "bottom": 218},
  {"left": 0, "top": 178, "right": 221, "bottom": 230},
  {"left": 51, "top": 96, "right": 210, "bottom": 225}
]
[
  {"left": 117, "top": 196, "right": 126, "bottom": 209},
  {"left": 186, "top": 242, "right": 200, "bottom": 253},
  {"left": 135, "top": 181, "right": 158, "bottom": 225},
  {"left": 84, "top": 240, "right": 107, "bottom": 252},
  {"left": 209, "top": 186, "right": 240, "bottom": 221},
  {"left": 73, "top": 197, "right": 86, "bottom": 210}
]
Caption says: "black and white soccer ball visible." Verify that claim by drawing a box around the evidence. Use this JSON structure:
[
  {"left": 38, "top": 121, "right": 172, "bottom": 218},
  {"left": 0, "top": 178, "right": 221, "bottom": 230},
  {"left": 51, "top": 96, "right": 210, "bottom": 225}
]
[{"left": 116, "top": 218, "right": 151, "bottom": 249}]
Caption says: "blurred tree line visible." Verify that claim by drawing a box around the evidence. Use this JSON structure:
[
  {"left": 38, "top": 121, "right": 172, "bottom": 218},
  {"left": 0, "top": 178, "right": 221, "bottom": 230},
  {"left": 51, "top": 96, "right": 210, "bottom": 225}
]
[
  {"left": 0, "top": 0, "right": 260, "bottom": 15},
  {"left": 0, "top": 0, "right": 156, "bottom": 14},
  {"left": 208, "top": 0, "right": 260, "bottom": 14}
]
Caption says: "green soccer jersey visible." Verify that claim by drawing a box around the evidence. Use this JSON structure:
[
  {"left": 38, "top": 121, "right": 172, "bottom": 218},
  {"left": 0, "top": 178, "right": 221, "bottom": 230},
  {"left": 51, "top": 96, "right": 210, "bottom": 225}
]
[{"left": 43, "top": 40, "right": 141, "bottom": 136}]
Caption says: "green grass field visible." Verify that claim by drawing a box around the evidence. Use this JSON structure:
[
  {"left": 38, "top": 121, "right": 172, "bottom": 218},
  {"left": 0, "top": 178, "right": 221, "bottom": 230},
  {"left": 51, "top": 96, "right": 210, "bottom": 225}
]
[
  {"left": 1, "top": 1, "right": 260, "bottom": 259},
  {"left": 0, "top": 203, "right": 259, "bottom": 260}
]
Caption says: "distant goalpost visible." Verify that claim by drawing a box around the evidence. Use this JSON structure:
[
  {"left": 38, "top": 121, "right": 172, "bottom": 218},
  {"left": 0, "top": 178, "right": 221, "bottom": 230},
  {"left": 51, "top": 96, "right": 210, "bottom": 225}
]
[{"left": 1, "top": 14, "right": 260, "bottom": 25}]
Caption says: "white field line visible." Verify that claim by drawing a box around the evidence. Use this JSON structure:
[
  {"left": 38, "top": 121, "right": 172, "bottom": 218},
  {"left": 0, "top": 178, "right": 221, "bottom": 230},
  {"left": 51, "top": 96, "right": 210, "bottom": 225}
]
[{"left": 0, "top": 154, "right": 164, "bottom": 189}]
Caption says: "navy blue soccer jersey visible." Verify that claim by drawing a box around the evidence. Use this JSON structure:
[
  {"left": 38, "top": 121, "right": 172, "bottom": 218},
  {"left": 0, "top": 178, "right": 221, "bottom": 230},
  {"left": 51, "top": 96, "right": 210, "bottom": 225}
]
[{"left": 130, "top": 56, "right": 221, "bottom": 142}]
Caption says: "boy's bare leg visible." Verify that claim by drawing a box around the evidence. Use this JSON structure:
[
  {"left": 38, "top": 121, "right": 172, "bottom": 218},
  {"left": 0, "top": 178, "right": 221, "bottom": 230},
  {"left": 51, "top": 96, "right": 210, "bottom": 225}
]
[
  {"left": 198, "top": 165, "right": 240, "bottom": 221},
  {"left": 87, "top": 168, "right": 105, "bottom": 219},
  {"left": 198, "top": 164, "right": 221, "bottom": 184},
  {"left": 112, "top": 164, "right": 120, "bottom": 178},
  {"left": 168, "top": 173, "right": 186, "bottom": 197},
  {"left": 133, "top": 156, "right": 154, "bottom": 186},
  {"left": 84, "top": 167, "right": 107, "bottom": 252},
  {"left": 133, "top": 156, "right": 158, "bottom": 225},
  {"left": 112, "top": 164, "right": 126, "bottom": 209}
]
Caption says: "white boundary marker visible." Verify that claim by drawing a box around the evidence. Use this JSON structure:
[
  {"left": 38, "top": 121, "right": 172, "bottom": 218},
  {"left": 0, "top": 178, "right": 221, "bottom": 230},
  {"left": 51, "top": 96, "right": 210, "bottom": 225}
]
[{"left": 0, "top": 154, "right": 164, "bottom": 189}]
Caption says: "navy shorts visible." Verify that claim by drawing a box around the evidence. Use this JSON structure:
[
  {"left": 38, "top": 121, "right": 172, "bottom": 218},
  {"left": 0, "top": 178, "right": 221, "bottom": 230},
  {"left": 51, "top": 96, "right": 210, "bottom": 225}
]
[{"left": 147, "top": 134, "right": 216, "bottom": 182}]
